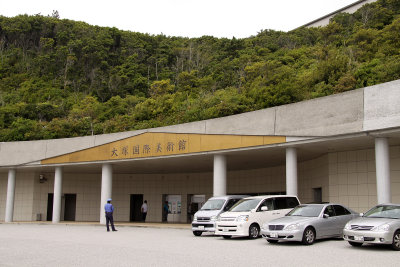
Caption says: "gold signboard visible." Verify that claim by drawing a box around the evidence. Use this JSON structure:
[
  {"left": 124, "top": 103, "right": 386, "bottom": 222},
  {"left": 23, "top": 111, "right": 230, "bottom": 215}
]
[{"left": 41, "top": 132, "right": 286, "bottom": 164}]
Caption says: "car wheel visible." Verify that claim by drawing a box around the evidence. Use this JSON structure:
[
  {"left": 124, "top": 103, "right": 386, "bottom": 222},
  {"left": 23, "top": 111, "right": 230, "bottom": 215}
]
[
  {"left": 193, "top": 231, "right": 202, "bottom": 237},
  {"left": 267, "top": 239, "right": 278, "bottom": 244},
  {"left": 249, "top": 224, "right": 260, "bottom": 239},
  {"left": 348, "top": 241, "right": 363, "bottom": 247},
  {"left": 301, "top": 227, "right": 315, "bottom": 245},
  {"left": 223, "top": 235, "right": 232, "bottom": 239},
  {"left": 391, "top": 230, "right": 400, "bottom": 251}
]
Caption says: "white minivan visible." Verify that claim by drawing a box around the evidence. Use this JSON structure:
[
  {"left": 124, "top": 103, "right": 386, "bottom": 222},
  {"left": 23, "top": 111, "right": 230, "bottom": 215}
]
[
  {"left": 192, "top": 195, "right": 248, "bottom": 236},
  {"left": 215, "top": 195, "right": 300, "bottom": 239}
]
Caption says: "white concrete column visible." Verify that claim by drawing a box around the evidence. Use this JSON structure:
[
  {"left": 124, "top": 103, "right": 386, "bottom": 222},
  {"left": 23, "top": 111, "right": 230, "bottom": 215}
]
[
  {"left": 213, "top": 154, "right": 227, "bottom": 197},
  {"left": 375, "top": 137, "right": 391, "bottom": 204},
  {"left": 5, "top": 169, "right": 16, "bottom": 222},
  {"left": 100, "top": 164, "right": 113, "bottom": 224},
  {"left": 286, "top": 147, "right": 298, "bottom": 196},
  {"left": 52, "top": 167, "right": 63, "bottom": 223}
]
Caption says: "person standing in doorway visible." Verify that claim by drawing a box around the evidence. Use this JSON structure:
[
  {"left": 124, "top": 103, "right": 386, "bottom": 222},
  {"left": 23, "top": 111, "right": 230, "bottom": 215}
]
[
  {"left": 163, "top": 201, "right": 169, "bottom": 222},
  {"left": 104, "top": 198, "right": 117, "bottom": 232},
  {"left": 141, "top": 200, "right": 148, "bottom": 222}
]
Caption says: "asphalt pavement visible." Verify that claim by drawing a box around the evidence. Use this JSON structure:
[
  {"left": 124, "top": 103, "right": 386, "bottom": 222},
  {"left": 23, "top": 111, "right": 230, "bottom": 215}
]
[{"left": 0, "top": 223, "right": 398, "bottom": 267}]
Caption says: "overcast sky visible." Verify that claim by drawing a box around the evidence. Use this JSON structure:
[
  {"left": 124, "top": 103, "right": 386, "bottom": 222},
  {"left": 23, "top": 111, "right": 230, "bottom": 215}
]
[{"left": 2, "top": 0, "right": 357, "bottom": 38}]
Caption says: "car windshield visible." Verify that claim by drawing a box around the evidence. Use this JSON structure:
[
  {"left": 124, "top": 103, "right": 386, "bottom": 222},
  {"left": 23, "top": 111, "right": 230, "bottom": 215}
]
[
  {"left": 229, "top": 199, "right": 261, "bottom": 212},
  {"left": 363, "top": 205, "right": 400, "bottom": 219},
  {"left": 200, "top": 199, "right": 225, "bottom": 210},
  {"left": 287, "top": 205, "right": 323, "bottom": 217}
]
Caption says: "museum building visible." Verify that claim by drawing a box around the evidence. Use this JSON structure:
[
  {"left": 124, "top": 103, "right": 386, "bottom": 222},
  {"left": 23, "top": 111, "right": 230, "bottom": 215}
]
[{"left": 0, "top": 79, "right": 399, "bottom": 224}]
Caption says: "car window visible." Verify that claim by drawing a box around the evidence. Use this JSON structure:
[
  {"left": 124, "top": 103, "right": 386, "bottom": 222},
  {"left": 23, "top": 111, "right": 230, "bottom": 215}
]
[
  {"left": 364, "top": 205, "right": 400, "bottom": 219},
  {"left": 257, "top": 198, "right": 274, "bottom": 212},
  {"left": 224, "top": 199, "right": 240, "bottom": 211},
  {"left": 287, "top": 205, "right": 323, "bottom": 217},
  {"left": 323, "top": 205, "right": 336, "bottom": 217},
  {"left": 200, "top": 199, "right": 225, "bottom": 210},
  {"left": 230, "top": 199, "right": 260, "bottom": 212},
  {"left": 333, "top": 205, "right": 351, "bottom": 216},
  {"left": 273, "top": 197, "right": 299, "bottom": 210}
]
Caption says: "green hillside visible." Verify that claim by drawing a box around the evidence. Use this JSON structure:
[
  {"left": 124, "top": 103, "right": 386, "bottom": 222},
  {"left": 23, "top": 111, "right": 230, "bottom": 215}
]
[{"left": 1, "top": 0, "right": 400, "bottom": 141}]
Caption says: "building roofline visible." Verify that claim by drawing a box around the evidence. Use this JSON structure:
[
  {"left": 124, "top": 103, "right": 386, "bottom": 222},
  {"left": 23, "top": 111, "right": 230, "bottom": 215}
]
[{"left": 294, "top": 0, "right": 370, "bottom": 30}]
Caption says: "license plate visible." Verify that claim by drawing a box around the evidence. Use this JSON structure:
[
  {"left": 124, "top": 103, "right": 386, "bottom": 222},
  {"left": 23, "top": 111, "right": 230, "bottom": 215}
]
[
  {"left": 198, "top": 226, "right": 204, "bottom": 230},
  {"left": 223, "top": 228, "right": 229, "bottom": 232},
  {"left": 270, "top": 232, "right": 278, "bottom": 238},
  {"left": 354, "top": 235, "right": 364, "bottom": 241}
]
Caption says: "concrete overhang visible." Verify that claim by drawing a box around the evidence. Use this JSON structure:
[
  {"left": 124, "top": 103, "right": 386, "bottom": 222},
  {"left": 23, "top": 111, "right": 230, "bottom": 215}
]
[{"left": 3, "top": 127, "right": 399, "bottom": 175}]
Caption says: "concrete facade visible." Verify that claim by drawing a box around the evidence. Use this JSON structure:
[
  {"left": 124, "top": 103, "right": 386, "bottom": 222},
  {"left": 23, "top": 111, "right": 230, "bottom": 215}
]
[{"left": 0, "top": 79, "right": 400, "bottom": 223}]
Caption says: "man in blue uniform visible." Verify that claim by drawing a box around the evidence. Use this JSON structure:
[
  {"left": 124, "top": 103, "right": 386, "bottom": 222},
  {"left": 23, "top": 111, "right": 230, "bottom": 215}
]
[{"left": 104, "top": 198, "right": 117, "bottom": 232}]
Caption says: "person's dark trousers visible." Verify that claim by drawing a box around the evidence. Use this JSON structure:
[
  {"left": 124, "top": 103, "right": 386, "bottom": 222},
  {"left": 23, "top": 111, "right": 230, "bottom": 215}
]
[
  {"left": 142, "top": 212, "right": 147, "bottom": 222},
  {"left": 105, "top": 212, "right": 116, "bottom": 231}
]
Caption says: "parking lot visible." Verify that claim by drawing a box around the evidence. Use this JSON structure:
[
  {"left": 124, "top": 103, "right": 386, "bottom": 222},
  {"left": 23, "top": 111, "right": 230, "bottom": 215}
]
[{"left": 0, "top": 223, "right": 398, "bottom": 267}]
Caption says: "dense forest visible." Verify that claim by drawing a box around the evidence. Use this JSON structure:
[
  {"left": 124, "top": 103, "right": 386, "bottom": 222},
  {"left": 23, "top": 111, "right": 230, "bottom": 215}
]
[{"left": 1, "top": 0, "right": 400, "bottom": 141}]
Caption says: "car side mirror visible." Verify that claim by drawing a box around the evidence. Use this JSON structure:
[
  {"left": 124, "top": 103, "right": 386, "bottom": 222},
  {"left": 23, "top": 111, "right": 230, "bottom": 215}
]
[
  {"left": 359, "top": 213, "right": 364, "bottom": 216},
  {"left": 261, "top": 206, "right": 269, "bottom": 211},
  {"left": 323, "top": 214, "right": 329, "bottom": 219}
]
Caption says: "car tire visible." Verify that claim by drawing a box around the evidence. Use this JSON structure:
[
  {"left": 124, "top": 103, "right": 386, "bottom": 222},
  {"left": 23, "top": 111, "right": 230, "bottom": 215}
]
[
  {"left": 267, "top": 239, "right": 278, "bottom": 244},
  {"left": 301, "top": 227, "right": 315, "bottom": 245},
  {"left": 348, "top": 241, "right": 363, "bottom": 247},
  {"left": 391, "top": 230, "right": 400, "bottom": 251},
  {"left": 249, "top": 224, "right": 260, "bottom": 239},
  {"left": 222, "top": 235, "right": 232, "bottom": 239},
  {"left": 193, "top": 231, "right": 202, "bottom": 237}
]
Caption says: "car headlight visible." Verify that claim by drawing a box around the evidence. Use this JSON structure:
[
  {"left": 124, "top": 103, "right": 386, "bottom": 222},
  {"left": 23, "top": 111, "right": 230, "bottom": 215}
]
[
  {"left": 284, "top": 223, "right": 300, "bottom": 231},
  {"left": 193, "top": 216, "right": 197, "bottom": 221},
  {"left": 261, "top": 223, "right": 269, "bottom": 230},
  {"left": 236, "top": 215, "right": 249, "bottom": 222},
  {"left": 344, "top": 222, "right": 351, "bottom": 230},
  {"left": 372, "top": 224, "right": 390, "bottom": 232},
  {"left": 210, "top": 215, "right": 218, "bottom": 221}
]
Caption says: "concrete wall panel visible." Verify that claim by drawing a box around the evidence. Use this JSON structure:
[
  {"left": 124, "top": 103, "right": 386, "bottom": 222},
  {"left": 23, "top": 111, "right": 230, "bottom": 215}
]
[
  {"left": 149, "top": 121, "right": 206, "bottom": 134},
  {"left": 363, "top": 80, "right": 400, "bottom": 131},
  {"left": 205, "top": 109, "right": 276, "bottom": 135},
  {"left": 275, "top": 89, "right": 364, "bottom": 136},
  {"left": 93, "top": 130, "right": 146, "bottom": 146},
  {"left": 13, "top": 172, "right": 35, "bottom": 221},
  {"left": 44, "top": 136, "right": 95, "bottom": 160},
  {"left": 298, "top": 155, "right": 329, "bottom": 204},
  {"left": 0, "top": 141, "right": 48, "bottom": 166}
]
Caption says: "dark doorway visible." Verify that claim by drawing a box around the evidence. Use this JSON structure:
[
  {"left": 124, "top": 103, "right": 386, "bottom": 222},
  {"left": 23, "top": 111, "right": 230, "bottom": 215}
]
[
  {"left": 130, "top": 194, "right": 143, "bottom": 222},
  {"left": 64, "top": 194, "right": 76, "bottom": 221},
  {"left": 47, "top": 193, "right": 53, "bottom": 221},
  {"left": 313, "top": 188, "right": 322, "bottom": 204},
  {"left": 162, "top": 194, "right": 168, "bottom": 222}
]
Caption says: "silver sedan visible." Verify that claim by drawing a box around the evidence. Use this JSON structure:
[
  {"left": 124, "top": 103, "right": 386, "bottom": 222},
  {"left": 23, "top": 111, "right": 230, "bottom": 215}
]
[
  {"left": 261, "top": 204, "right": 358, "bottom": 245},
  {"left": 343, "top": 203, "right": 400, "bottom": 250}
]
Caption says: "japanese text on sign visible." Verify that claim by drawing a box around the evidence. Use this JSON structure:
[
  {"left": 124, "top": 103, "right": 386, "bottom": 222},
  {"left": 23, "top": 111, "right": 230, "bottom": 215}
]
[{"left": 111, "top": 139, "right": 188, "bottom": 157}]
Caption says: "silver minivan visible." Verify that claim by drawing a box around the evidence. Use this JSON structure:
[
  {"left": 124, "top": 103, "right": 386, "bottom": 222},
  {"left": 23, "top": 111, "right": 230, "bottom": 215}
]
[{"left": 192, "top": 195, "right": 248, "bottom": 236}]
